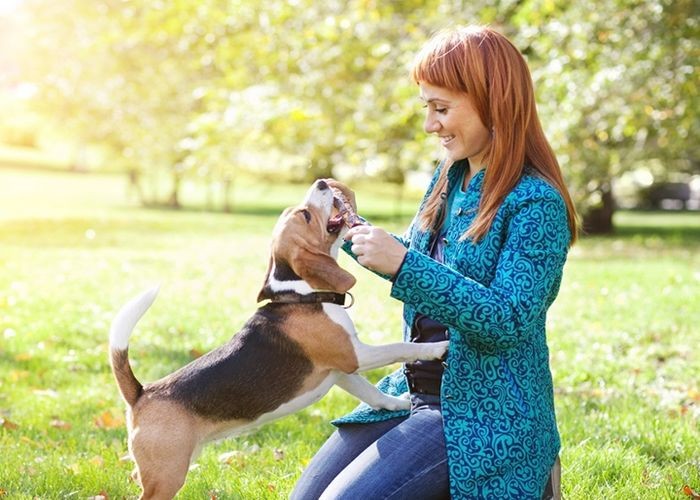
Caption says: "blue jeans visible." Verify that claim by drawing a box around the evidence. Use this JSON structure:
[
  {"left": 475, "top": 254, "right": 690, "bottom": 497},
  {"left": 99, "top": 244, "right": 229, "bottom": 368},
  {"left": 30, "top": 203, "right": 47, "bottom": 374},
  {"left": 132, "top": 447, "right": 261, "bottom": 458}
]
[{"left": 290, "top": 394, "right": 449, "bottom": 500}]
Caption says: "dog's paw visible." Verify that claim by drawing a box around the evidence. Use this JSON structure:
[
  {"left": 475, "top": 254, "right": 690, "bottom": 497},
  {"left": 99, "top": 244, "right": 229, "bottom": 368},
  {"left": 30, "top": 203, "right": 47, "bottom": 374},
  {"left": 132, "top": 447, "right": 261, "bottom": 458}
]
[
  {"left": 423, "top": 340, "right": 449, "bottom": 359},
  {"left": 372, "top": 394, "right": 411, "bottom": 411}
]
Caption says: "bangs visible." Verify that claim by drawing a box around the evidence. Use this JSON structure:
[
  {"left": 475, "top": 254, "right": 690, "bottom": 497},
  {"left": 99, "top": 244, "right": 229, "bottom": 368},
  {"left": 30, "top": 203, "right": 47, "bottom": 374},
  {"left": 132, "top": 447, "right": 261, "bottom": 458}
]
[
  {"left": 410, "top": 39, "right": 464, "bottom": 92},
  {"left": 410, "top": 28, "right": 477, "bottom": 93}
]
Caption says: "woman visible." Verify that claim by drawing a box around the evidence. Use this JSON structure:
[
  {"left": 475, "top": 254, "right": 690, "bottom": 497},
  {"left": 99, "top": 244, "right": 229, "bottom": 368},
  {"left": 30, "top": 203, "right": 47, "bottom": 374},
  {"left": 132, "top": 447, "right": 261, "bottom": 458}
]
[{"left": 291, "top": 25, "right": 577, "bottom": 499}]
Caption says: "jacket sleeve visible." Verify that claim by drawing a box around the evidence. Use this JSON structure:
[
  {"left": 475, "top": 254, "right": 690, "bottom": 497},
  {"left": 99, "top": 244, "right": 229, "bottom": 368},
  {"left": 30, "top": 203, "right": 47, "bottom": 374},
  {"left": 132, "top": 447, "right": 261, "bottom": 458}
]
[{"left": 389, "top": 190, "right": 570, "bottom": 351}]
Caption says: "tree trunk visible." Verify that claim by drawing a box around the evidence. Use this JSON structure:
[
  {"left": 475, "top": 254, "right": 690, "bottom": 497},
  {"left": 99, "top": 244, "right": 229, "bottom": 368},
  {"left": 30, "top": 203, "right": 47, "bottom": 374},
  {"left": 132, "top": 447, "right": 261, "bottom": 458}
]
[
  {"left": 126, "top": 167, "right": 147, "bottom": 206},
  {"left": 222, "top": 176, "right": 233, "bottom": 213},
  {"left": 393, "top": 182, "right": 404, "bottom": 220},
  {"left": 582, "top": 186, "right": 615, "bottom": 234},
  {"left": 168, "top": 174, "right": 181, "bottom": 208}
]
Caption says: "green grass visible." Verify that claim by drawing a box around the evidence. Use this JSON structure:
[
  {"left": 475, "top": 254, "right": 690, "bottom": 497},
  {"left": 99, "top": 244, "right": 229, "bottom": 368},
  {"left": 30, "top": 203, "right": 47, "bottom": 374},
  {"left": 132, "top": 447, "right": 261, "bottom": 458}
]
[{"left": 0, "top": 166, "right": 699, "bottom": 498}]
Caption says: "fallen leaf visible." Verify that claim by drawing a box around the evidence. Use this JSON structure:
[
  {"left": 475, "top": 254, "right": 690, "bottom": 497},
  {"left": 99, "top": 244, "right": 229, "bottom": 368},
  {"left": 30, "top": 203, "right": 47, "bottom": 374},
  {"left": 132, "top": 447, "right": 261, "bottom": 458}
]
[
  {"left": 0, "top": 488, "right": 7, "bottom": 496},
  {"left": 246, "top": 443, "right": 261, "bottom": 454},
  {"left": 89, "top": 456, "right": 104, "bottom": 467},
  {"left": 14, "top": 352, "right": 32, "bottom": 361},
  {"left": 0, "top": 418, "right": 18, "bottom": 430},
  {"left": 683, "top": 485, "right": 700, "bottom": 499},
  {"left": 218, "top": 451, "right": 244, "bottom": 465},
  {"left": 94, "top": 411, "right": 123, "bottom": 430},
  {"left": 66, "top": 463, "right": 81, "bottom": 474},
  {"left": 33, "top": 389, "right": 59, "bottom": 399},
  {"left": 50, "top": 418, "right": 72, "bottom": 430},
  {"left": 20, "top": 436, "right": 39, "bottom": 446},
  {"left": 688, "top": 389, "right": 700, "bottom": 402},
  {"left": 189, "top": 348, "right": 204, "bottom": 359},
  {"left": 273, "top": 449, "right": 285, "bottom": 461},
  {"left": 8, "top": 370, "right": 30, "bottom": 382}
]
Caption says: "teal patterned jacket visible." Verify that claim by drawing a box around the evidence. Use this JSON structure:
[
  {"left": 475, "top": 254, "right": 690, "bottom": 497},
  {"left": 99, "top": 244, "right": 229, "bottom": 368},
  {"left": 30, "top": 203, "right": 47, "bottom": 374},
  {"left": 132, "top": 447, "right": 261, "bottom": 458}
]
[{"left": 333, "top": 159, "right": 571, "bottom": 499}]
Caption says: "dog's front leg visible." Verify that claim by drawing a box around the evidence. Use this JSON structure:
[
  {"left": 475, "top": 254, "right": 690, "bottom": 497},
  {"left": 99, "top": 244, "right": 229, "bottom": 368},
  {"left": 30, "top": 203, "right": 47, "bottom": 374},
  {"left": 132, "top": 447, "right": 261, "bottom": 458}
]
[
  {"left": 352, "top": 341, "right": 449, "bottom": 372},
  {"left": 335, "top": 373, "right": 410, "bottom": 411}
]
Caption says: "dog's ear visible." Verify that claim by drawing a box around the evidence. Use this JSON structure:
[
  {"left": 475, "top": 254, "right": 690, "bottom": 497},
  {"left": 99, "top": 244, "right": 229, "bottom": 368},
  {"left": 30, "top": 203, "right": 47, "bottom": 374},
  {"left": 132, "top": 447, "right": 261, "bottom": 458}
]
[
  {"left": 292, "top": 248, "right": 356, "bottom": 293},
  {"left": 257, "top": 256, "right": 274, "bottom": 302}
]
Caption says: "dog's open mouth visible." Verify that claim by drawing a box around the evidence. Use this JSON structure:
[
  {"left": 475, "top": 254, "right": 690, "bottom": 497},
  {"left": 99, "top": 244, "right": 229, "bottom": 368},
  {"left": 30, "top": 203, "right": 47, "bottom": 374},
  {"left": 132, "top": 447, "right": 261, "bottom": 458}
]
[
  {"left": 327, "top": 191, "right": 364, "bottom": 233},
  {"left": 327, "top": 212, "right": 345, "bottom": 233}
]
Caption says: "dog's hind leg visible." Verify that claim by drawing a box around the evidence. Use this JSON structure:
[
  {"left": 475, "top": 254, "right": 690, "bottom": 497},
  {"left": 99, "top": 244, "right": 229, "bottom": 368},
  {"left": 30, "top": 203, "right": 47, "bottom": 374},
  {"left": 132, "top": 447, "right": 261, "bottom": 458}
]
[
  {"left": 132, "top": 430, "right": 193, "bottom": 500},
  {"left": 130, "top": 403, "right": 198, "bottom": 499},
  {"left": 139, "top": 468, "right": 189, "bottom": 500}
]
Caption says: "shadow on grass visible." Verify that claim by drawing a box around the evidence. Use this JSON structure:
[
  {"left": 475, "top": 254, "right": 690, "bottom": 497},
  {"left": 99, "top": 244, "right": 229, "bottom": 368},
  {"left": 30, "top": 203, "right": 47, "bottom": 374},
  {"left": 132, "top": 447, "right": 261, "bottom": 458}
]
[
  {"left": 584, "top": 210, "right": 700, "bottom": 247},
  {"left": 612, "top": 225, "right": 700, "bottom": 245}
]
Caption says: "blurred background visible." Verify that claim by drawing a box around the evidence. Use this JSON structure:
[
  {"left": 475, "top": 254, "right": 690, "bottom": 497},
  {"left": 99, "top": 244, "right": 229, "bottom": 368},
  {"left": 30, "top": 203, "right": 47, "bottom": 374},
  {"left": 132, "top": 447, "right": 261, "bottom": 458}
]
[
  {"left": 0, "top": 0, "right": 697, "bottom": 231},
  {"left": 0, "top": 2, "right": 698, "bottom": 496}
]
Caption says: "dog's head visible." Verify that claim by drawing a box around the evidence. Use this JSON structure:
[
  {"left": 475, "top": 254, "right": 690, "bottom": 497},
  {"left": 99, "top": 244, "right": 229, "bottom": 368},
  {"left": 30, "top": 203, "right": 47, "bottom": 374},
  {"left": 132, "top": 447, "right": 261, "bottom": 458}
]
[{"left": 257, "top": 179, "right": 356, "bottom": 302}]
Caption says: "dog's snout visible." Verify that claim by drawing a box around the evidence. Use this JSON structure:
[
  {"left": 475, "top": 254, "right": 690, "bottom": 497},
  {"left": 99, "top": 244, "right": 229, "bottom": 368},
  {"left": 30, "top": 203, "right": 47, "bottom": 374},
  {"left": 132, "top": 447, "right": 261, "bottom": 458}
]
[{"left": 316, "top": 180, "right": 329, "bottom": 191}]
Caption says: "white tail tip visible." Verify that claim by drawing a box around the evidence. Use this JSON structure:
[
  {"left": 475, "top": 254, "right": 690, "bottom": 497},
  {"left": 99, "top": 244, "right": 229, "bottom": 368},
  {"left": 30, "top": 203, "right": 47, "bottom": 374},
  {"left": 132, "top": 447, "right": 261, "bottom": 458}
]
[{"left": 109, "top": 286, "right": 160, "bottom": 350}]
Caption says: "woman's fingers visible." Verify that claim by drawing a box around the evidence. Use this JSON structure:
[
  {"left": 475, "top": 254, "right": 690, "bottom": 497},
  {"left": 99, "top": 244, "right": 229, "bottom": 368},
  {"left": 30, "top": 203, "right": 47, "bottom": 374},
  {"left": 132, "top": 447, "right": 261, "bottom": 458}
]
[{"left": 347, "top": 226, "right": 407, "bottom": 277}]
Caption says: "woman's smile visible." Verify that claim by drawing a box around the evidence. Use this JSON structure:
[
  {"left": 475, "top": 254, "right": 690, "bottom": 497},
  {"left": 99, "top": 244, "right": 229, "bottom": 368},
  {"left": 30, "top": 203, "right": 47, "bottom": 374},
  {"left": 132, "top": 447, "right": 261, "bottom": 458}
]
[{"left": 440, "top": 135, "right": 456, "bottom": 146}]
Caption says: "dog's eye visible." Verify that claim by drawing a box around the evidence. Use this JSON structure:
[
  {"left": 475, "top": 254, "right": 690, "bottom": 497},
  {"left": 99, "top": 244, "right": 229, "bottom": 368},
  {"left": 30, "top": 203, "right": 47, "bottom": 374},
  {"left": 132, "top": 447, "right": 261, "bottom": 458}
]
[{"left": 300, "top": 209, "right": 311, "bottom": 223}]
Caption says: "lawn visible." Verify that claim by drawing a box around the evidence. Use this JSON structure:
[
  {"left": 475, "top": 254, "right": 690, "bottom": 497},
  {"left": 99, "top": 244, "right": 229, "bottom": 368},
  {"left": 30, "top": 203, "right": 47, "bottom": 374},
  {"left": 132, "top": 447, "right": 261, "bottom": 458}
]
[{"left": 0, "top": 166, "right": 698, "bottom": 499}]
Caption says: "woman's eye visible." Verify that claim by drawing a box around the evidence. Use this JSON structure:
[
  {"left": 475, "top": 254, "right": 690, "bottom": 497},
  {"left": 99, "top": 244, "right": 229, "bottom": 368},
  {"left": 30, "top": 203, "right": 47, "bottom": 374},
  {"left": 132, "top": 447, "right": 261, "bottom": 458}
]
[{"left": 422, "top": 104, "right": 447, "bottom": 114}]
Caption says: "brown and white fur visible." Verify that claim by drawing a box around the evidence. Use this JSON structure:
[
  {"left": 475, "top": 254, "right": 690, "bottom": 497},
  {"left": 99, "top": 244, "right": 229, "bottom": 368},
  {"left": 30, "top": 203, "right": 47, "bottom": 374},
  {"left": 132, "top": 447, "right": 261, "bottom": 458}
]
[{"left": 109, "top": 179, "right": 449, "bottom": 499}]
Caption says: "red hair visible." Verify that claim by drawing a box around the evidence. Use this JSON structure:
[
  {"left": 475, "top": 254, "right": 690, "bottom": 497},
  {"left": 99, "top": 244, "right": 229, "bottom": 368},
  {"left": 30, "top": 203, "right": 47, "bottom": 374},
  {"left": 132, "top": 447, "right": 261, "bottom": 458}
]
[{"left": 411, "top": 26, "right": 578, "bottom": 245}]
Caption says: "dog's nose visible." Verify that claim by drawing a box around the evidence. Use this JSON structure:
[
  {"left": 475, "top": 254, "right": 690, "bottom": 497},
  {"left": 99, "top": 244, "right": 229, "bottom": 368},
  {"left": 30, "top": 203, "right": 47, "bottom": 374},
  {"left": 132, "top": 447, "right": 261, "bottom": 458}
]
[{"left": 316, "top": 180, "right": 329, "bottom": 191}]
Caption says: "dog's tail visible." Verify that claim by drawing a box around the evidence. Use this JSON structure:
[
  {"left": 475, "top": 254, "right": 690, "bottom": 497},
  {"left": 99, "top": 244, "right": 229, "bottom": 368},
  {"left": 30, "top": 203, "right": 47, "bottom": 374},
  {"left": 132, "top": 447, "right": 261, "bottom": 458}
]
[{"left": 109, "top": 286, "right": 159, "bottom": 407}]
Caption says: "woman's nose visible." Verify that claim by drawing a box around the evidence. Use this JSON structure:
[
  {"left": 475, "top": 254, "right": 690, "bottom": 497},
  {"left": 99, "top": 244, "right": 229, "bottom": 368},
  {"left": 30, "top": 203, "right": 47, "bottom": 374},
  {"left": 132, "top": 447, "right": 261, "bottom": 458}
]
[{"left": 424, "top": 114, "right": 441, "bottom": 134}]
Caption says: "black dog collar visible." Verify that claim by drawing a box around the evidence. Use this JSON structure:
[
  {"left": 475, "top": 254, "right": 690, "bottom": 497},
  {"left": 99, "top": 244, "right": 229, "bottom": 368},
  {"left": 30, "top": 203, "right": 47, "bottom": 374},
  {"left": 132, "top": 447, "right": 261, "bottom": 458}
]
[{"left": 267, "top": 291, "right": 354, "bottom": 309}]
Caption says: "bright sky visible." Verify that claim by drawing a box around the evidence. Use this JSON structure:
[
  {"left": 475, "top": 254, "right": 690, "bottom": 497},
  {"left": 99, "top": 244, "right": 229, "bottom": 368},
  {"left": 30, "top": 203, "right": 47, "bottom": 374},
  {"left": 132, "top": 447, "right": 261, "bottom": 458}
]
[{"left": 0, "top": 0, "right": 23, "bottom": 16}]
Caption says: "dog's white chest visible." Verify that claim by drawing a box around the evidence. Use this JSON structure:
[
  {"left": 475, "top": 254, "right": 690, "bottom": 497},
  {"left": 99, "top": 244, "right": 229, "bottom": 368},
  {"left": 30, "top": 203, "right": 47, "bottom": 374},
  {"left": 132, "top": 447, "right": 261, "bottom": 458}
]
[{"left": 323, "top": 303, "right": 357, "bottom": 337}]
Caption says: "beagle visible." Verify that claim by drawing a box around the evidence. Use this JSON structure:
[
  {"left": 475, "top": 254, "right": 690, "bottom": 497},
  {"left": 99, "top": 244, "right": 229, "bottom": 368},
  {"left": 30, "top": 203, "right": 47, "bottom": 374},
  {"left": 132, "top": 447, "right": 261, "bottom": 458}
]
[{"left": 109, "top": 179, "right": 449, "bottom": 499}]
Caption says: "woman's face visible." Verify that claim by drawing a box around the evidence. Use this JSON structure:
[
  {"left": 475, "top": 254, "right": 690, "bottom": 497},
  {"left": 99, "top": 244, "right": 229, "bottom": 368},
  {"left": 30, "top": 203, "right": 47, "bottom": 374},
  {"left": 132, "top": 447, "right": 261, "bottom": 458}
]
[{"left": 419, "top": 82, "right": 490, "bottom": 167}]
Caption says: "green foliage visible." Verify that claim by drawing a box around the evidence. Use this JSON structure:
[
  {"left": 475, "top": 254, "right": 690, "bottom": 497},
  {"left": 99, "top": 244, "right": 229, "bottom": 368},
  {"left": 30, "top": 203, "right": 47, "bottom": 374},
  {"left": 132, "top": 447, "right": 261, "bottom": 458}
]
[
  {"left": 5, "top": 0, "right": 698, "bottom": 216},
  {"left": 512, "top": 0, "right": 699, "bottom": 213},
  {"left": 0, "top": 168, "right": 699, "bottom": 497}
]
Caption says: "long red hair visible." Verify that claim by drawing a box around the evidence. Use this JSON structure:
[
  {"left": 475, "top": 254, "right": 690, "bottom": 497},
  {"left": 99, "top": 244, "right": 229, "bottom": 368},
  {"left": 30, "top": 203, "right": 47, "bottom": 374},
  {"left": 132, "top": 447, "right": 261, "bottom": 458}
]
[{"left": 411, "top": 26, "right": 578, "bottom": 245}]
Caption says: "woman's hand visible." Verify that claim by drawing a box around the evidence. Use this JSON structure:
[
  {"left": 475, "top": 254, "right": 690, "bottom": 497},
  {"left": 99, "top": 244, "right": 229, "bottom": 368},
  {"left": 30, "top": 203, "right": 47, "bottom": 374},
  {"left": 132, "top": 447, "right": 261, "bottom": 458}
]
[{"left": 345, "top": 225, "right": 407, "bottom": 277}]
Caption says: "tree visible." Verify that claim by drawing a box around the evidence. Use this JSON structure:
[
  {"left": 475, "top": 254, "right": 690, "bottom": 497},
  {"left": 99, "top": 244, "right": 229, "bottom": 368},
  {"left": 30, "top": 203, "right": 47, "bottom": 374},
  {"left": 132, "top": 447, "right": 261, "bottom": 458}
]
[
  {"left": 19, "top": 0, "right": 257, "bottom": 207},
  {"left": 10, "top": 0, "right": 697, "bottom": 228},
  {"left": 511, "top": 0, "right": 699, "bottom": 232}
]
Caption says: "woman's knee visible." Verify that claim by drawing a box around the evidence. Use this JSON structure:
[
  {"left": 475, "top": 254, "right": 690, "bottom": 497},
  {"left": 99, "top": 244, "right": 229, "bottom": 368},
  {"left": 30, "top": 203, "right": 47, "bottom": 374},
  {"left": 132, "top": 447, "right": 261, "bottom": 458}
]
[{"left": 292, "top": 419, "right": 404, "bottom": 500}]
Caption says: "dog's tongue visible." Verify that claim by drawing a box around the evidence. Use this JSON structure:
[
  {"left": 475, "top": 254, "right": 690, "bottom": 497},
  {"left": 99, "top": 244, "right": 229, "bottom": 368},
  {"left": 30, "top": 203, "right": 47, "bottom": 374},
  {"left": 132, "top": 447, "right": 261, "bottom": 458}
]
[{"left": 327, "top": 213, "right": 345, "bottom": 233}]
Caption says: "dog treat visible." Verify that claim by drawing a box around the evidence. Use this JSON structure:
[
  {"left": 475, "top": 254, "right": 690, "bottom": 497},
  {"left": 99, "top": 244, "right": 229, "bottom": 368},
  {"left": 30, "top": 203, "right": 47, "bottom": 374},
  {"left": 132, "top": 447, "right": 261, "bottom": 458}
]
[{"left": 331, "top": 187, "right": 365, "bottom": 228}]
